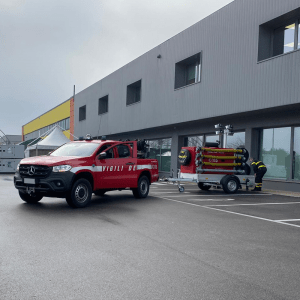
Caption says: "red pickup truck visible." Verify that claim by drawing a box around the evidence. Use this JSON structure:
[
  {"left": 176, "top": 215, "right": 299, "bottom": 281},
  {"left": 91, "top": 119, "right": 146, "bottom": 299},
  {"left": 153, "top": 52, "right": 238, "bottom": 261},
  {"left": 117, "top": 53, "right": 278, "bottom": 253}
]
[{"left": 14, "top": 137, "right": 159, "bottom": 208}]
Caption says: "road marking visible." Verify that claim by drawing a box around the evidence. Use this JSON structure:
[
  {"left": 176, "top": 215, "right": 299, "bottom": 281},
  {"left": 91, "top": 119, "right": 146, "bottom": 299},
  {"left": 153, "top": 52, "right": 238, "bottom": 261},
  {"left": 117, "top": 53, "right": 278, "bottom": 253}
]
[
  {"left": 206, "top": 201, "right": 300, "bottom": 207},
  {"left": 275, "top": 219, "right": 300, "bottom": 222},
  {"left": 188, "top": 198, "right": 235, "bottom": 201},
  {"left": 156, "top": 193, "right": 272, "bottom": 197},
  {"left": 155, "top": 196, "right": 300, "bottom": 229},
  {"left": 151, "top": 192, "right": 190, "bottom": 194}
]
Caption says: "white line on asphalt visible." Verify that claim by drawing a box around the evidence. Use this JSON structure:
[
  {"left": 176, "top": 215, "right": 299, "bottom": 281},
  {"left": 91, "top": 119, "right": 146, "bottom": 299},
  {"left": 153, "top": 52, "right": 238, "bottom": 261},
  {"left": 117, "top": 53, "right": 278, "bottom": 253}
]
[
  {"left": 151, "top": 189, "right": 186, "bottom": 191},
  {"left": 187, "top": 199, "right": 235, "bottom": 201},
  {"left": 274, "top": 219, "right": 300, "bottom": 222},
  {"left": 155, "top": 196, "right": 300, "bottom": 229},
  {"left": 151, "top": 192, "right": 190, "bottom": 194},
  {"left": 205, "top": 201, "right": 300, "bottom": 207},
  {"left": 156, "top": 193, "right": 272, "bottom": 197}
]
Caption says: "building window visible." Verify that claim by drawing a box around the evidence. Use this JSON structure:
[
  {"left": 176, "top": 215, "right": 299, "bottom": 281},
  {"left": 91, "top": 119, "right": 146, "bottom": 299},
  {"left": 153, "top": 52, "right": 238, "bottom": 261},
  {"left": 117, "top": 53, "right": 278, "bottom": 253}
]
[
  {"left": 226, "top": 132, "right": 245, "bottom": 148},
  {"left": 175, "top": 52, "right": 201, "bottom": 89},
  {"left": 258, "top": 8, "right": 300, "bottom": 61},
  {"left": 98, "top": 95, "right": 108, "bottom": 115},
  {"left": 148, "top": 138, "right": 171, "bottom": 172},
  {"left": 79, "top": 105, "right": 86, "bottom": 121},
  {"left": 260, "top": 127, "right": 291, "bottom": 180},
  {"left": 126, "top": 80, "right": 141, "bottom": 106},
  {"left": 273, "top": 23, "right": 298, "bottom": 56},
  {"left": 185, "top": 135, "right": 204, "bottom": 147},
  {"left": 293, "top": 127, "right": 300, "bottom": 180},
  {"left": 65, "top": 118, "right": 70, "bottom": 130}
]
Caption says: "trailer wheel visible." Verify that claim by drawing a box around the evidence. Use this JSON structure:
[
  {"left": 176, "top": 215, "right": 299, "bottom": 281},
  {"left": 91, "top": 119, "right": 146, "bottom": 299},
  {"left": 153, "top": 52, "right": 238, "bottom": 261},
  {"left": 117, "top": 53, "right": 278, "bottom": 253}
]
[
  {"left": 221, "top": 175, "right": 239, "bottom": 194},
  {"left": 178, "top": 149, "right": 191, "bottom": 166},
  {"left": 198, "top": 182, "right": 211, "bottom": 191}
]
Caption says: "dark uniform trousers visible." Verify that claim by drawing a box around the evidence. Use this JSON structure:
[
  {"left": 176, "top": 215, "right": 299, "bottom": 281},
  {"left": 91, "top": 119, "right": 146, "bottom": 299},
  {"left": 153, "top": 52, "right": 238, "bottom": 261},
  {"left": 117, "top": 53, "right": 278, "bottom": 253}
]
[{"left": 251, "top": 160, "right": 267, "bottom": 190}]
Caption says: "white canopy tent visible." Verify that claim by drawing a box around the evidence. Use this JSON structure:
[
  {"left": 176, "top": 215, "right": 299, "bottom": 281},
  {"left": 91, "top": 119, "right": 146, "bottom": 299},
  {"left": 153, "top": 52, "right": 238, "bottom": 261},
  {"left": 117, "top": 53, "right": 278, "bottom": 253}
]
[{"left": 25, "top": 126, "right": 70, "bottom": 157}]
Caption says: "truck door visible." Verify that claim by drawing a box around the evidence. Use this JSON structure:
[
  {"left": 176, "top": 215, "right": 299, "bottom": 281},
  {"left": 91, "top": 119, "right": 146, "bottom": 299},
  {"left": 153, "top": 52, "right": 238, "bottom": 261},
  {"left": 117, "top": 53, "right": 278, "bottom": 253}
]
[
  {"left": 94, "top": 144, "right": 116, "bottom": 189},
  {"left": 115, "top": 143, "right": 137, "bottom": 188}
]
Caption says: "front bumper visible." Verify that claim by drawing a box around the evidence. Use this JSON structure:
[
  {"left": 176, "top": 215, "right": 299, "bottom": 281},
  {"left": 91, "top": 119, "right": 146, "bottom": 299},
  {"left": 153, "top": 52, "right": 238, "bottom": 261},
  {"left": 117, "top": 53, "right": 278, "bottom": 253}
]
[{"left": 14, "top": 171, "right": 75, "bottom": 197}]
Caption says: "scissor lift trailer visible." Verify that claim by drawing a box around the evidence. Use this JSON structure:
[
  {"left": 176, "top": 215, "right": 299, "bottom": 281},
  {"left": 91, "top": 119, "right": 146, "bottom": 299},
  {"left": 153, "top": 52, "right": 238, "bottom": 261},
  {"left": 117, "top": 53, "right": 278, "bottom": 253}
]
[{"left": 167, "top": 145, "right": 255, "bottom": 194}]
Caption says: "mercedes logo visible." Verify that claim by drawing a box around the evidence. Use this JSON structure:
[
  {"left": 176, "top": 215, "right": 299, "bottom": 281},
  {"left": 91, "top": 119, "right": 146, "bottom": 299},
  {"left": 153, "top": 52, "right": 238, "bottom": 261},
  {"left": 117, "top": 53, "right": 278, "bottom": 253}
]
[{"left": 28, "top": 166, "right": 35, "bottom": 176}]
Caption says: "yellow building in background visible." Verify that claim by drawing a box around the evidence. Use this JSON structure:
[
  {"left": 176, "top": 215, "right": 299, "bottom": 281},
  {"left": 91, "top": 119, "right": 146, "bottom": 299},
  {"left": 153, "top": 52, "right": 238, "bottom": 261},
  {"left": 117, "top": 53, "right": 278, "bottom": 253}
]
[{"left": 22, "top": 97, "right": 75, "bottom": 143}]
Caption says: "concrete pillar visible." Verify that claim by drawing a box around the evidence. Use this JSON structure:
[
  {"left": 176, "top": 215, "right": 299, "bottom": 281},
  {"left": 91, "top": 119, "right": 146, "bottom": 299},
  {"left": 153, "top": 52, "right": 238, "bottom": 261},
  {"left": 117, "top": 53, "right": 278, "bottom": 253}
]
[
  {"left": 245, "top": 127, "right": 260, "bottom": 159},
  {"left": 170, "top": 133, "right": 185, "bottom": 177},
  {"left": 245, "top": 127, "right": 260, "bottom": 175}
]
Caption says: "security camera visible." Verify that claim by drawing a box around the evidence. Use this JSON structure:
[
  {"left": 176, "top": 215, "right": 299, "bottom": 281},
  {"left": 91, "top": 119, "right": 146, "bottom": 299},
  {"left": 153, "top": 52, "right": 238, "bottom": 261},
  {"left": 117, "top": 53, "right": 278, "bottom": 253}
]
[{"left": 214, "top": 124, "right": 223, "bottom": 129}]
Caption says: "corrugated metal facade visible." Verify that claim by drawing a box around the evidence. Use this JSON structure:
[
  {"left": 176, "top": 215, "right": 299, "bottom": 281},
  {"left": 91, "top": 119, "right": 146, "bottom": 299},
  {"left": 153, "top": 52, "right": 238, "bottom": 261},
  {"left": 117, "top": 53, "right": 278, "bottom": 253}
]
[
  {"left": 75, "top": 0, "right": 300, "bottom": 137},
  {"left": 74, "top": 0, "right": 300, "bottom": 190}
]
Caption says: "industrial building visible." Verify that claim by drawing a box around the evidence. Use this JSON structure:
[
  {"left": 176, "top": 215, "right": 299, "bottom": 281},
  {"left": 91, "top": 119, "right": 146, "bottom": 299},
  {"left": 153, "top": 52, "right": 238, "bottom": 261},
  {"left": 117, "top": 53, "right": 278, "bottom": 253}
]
[
  {"left": 23, "top": 0, "right": 300, "bottom": 192},
  {"left": 22, "top": 97, "right": 75, "bottom": 145}
]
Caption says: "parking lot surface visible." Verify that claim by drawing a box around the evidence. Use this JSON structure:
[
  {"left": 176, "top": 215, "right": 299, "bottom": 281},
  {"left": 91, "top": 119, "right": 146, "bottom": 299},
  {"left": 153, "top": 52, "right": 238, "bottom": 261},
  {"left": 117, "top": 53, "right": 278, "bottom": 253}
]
[{"left": 1, "top": 174, "right": 300, "bottom": 300}]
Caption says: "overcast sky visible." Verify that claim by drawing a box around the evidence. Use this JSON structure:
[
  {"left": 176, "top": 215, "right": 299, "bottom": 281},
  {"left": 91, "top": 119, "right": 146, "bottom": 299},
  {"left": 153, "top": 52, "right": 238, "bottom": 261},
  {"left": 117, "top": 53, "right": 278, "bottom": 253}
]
[{"left": 0, "top": 0, "right": 233, "bottom": 135}]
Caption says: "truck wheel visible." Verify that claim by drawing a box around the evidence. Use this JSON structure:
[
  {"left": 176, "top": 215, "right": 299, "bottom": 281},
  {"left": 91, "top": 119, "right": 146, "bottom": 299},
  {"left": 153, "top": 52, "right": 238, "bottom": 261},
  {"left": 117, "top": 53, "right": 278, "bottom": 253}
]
[
  {"left": 94, "top": 190, "right": 107, "bottom": 196},
  {"left": 198, "top": 182, "right": 211, "bottom": 191},
  {"left": 221, "top": 175, "right": 239, "bottom": 194},
  {"left": 132, "top": 176, "right": 149, "bottom": 199},
  {"left": 66, "top": 178, "right": 92, "bottom": 208},
  {"left": 19, "top": 190, "right": 43, "bottom": 203}
]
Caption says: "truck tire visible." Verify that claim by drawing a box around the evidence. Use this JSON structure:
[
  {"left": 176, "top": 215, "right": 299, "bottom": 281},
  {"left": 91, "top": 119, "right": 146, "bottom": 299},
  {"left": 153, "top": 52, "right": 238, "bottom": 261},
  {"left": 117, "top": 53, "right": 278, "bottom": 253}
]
[
  {"left": 132, "top": 176, "right": 149, "bottom": 199},
  {"left": 198, "top": 182, "right": 211, "bottom": 191},
  {"left": 178, "top": 149, "right": 191, "bottom": 166},
  {"left": 221, "top": 175, "right": 239, "bottom": 194},
  {"left": 66, "top": 178, "right": 92, "bottom": 208},
  {"left": 94, "top": 190, "right": 107, "bottom": 196},
  {"left": 19, "top": 190, "right": 43, "bottom": 203}
]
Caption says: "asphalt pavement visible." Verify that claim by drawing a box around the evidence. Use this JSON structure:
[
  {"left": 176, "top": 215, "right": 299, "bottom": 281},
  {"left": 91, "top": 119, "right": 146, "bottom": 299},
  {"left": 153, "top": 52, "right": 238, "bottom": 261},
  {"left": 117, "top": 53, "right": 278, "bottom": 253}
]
[{"left": 1, "top": 174, "right": 300, "bottom": 300}]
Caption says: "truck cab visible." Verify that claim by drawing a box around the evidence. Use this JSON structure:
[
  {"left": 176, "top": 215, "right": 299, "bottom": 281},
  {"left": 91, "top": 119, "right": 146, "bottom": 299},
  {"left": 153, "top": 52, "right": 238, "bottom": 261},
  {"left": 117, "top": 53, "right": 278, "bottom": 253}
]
[{"left": 14, "top": 138, "right": 159, "bottom": 208}]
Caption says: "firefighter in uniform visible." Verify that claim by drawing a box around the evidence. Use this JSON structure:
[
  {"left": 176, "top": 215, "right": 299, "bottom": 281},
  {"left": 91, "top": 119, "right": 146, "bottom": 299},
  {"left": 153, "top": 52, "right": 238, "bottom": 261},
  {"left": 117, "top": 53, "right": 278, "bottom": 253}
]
[{"left": 249, "top": 158, "right": 267, "bottom": 191}]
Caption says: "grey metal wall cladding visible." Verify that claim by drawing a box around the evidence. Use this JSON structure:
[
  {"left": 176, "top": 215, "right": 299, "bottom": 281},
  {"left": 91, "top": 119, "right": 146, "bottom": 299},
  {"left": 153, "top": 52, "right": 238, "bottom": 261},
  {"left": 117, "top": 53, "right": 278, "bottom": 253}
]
[{"left": 74, "top": 0, "right": 300, "bottom": 138}]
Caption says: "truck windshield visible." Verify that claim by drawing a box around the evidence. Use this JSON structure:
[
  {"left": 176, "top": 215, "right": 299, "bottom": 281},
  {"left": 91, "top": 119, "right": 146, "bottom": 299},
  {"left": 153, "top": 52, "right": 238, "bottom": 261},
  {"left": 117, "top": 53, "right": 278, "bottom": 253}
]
[{"left": 50, "top": 142, "right": 99, "bottom": 157}]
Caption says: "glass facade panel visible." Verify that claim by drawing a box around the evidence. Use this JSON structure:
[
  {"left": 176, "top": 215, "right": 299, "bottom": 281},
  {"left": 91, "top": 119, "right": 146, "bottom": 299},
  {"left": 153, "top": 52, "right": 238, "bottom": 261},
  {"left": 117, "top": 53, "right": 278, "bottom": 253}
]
[
  {"left": 227, "top": 132, "right": 245, "bottom": 148},
  {"left": 187, "top": 64, "right": 196, "bottom": 84},
  {"left": 293, "top": 127, "right": 300, "bottom": 180},
  {"left": 273, "top": 23, "right": 296, "bottom": 56},
  {"left": 298, "top": 22, "right": 300, "bottom": 49},
  {"left": 187, "top": 135, "right": 203, "bottom": 147},
  {"left": 283, "top": 23, "right": 295, "bottom": 53},
  {"left": 205, "top": 135, "right": 219, "bottom": 144},
  {"left": 148, "top": 138, "right": 171, "bottom": 172},
  {"left": 260, "top": 127, "right": 291, "bottom": 179}
]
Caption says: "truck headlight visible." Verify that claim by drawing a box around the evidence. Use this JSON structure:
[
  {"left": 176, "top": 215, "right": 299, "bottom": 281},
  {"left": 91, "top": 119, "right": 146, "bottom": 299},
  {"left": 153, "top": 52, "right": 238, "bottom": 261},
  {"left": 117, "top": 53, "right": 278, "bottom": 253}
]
[
  {"left": 16, "top": 164, "right": 20, "bottom": 171},
  {"left": 53, "top": 165, "right": 72, "bottom": 172}
]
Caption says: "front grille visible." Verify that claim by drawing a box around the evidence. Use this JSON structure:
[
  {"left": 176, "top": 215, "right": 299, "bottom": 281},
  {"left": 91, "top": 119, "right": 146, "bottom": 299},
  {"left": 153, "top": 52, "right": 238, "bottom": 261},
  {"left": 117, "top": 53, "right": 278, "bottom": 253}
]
[{"left": 19, "top": 165, "right": 52, "bottom": 178}]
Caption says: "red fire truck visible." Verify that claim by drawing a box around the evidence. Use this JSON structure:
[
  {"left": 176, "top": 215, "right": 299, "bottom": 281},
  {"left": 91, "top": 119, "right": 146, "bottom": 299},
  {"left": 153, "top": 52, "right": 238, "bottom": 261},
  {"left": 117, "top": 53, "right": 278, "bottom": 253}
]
[{"left": 14, "top": 136, "right": 159, "bottom": 208}]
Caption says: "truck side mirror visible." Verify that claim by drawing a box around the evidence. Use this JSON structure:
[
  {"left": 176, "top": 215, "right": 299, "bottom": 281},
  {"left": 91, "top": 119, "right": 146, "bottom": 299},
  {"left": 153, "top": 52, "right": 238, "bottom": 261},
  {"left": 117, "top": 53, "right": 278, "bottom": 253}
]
[{"left": 99, "top": 152, "right": 107, "bottom": 159}]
